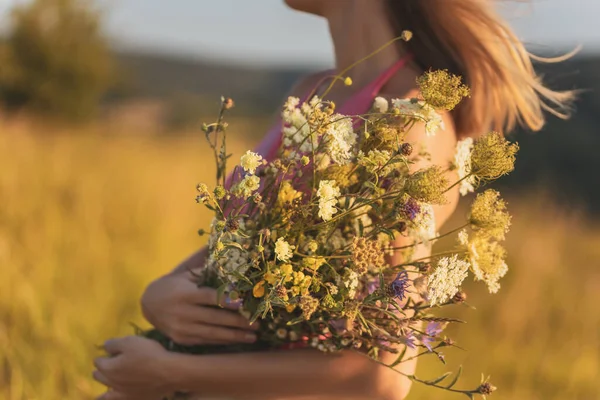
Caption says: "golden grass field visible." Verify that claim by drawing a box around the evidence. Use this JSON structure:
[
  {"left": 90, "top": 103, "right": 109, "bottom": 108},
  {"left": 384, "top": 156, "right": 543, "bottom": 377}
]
[{"left": 0, "top": 120, "right": 599, "bottom": 400}]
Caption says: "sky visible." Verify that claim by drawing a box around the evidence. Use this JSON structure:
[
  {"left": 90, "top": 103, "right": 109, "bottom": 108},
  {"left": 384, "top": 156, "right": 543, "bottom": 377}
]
[{"left": 0, "top": 0, "right": 598, "bottom": 67}]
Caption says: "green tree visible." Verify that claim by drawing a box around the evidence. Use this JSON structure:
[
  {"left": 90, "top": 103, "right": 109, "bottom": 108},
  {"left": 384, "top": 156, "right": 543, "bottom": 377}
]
[{"left": 0, "top": 0, "right": 113, "bottom": 121}]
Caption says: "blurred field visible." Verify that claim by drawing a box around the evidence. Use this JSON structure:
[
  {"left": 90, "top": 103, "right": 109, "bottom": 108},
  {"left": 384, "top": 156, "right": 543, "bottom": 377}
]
[{"left": 0, "top": 121, "right": 599, "bottom": 400}]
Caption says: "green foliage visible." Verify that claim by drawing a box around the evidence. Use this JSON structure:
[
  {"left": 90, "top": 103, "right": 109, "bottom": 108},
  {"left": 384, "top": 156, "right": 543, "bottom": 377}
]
[{"left": 0, "top": 0, "right": 113, "bottom": 121}]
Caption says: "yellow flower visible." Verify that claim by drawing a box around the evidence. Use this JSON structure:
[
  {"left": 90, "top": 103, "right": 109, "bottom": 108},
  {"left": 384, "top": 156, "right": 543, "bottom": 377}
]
[
  {"left": 264, "top": 272, "right": 278, "bottom": 285},
  {"left": 293, "top": 271, "right": 305, "bottom": 285},
  {"left": 213, "top": 185, "right": 227, "bottom": 200},
  {"left": 303, "top": 256, "right": 326, "bottom": 271},
  {"left": 277, "top": 181, "right": 302, "bottom": 207},
  {"left": 290, "top": 286, "right": 300, "bottom": 296},
  {"left": 344, "top": 77, "right": 353, "bottom": 86},
  {"left": 286, "top": 304, "right": 297, "bottom": 313},
  {"left": 281, "top": 264, "right": 294, "bottom": 283},
  {"left": 253, "top": 280, "right": 266, "bottom": 298}
]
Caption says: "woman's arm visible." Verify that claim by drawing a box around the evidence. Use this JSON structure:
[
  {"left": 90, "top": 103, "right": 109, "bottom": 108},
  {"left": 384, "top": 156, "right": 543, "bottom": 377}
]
[
  {"left": 168, "top": 246, "right": 208, "bottom": 275},
  {"left": 169, "top": 348, "right": 408, "bottom": 400}
]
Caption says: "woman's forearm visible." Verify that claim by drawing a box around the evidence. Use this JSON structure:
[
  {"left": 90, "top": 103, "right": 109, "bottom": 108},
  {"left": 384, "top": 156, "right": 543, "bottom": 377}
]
[
  {"left": 169, "top": 246, "right": 208, "bottom": 275},
  {"left": 168, "top": 349, "right": 408, "bottom": 400}
]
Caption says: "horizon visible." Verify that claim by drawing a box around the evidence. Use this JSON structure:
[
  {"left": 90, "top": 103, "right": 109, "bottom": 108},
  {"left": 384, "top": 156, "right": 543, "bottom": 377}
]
[{"left": 0, "top": 0, "right": 598, "bottom": 67}]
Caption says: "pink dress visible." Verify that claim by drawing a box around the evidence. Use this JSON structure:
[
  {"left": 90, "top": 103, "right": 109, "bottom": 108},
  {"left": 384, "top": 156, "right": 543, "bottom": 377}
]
[{"left": 254, "top": 55, "right": 413, "bottom": 162}]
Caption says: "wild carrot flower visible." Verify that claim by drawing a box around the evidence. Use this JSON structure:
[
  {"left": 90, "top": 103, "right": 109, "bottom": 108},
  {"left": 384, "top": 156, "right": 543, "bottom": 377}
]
[
  {"left": 427, "top": 255, "right": 469, "bottom": 306},
  {"left": 471, "top": 132, "right": 519, "bottom": 182},
  {"left": 417, "top": 69, "right": 470, "bottom": 111},
  {"left": 405, "top": 166, "right": 448, "bottom": 204},
  {"left": 469, "top": 190, "right": 511, "bottom": 240},
  {"left": 454, "top": 137, "right": 476, "bottom": 196},
  {"left": 467, "top": 235, "right": 509, "bottom": 294}
]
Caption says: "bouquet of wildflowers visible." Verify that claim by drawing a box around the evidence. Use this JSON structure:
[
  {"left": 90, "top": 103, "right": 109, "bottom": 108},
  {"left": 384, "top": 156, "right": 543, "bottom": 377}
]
[{"left": 148, "top": 68, "right": 518, "bottom": 398}]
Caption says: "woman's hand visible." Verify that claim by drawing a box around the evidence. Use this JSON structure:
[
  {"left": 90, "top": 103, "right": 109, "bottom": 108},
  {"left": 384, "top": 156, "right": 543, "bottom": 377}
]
[
  {"left": 141, "top": 272, "right": 258, "bottom": 345},
  {"left": 93, "top": 336, "right": 178, "bottom": 399}
]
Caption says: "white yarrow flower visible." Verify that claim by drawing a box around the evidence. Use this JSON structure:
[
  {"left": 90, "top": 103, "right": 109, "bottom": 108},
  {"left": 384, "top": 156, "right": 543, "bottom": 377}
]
[
  {"left": 454, "top": 138, "right": 476, "bottom": 196},
  {"left": 373, "top": 96, "right": 389, "bottom": 113},
  {"left": 343, "top": 269, "right": 360, "bottom": 299},
  {"left": 275, "top": 237, "right": 295, "bottom": 262},
  {"left": 324, "top": 114, "right": 357, "bottom": 165},
  {"left": 427, "top": 255, "right": 470, "bottom": 306},
  {"left": 283, "top": 96, "right": 300, "bottom": 112},
  {"left": 240, "top": 150, "right": 263, "bottom": 175},
  {"left": 317, "top": 180, "right": 340, "bottom": 221}
]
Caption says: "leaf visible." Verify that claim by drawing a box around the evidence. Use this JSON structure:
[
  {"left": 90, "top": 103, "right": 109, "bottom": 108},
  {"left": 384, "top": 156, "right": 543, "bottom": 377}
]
[
  {"left": 286, "top": 316, "right": 305, "bottom": 326},
  {"left": 390, "top": 345, "right": 408, "bottom": 367},
  {"left": 250, "top": 302, "right": 267, "bottom": 323},
  {"left": 445, "top": 366, "right": 463, "bottom": 389},
  {"left": 224, "top": 242, "right": 245, "bottom": 251},
  {"left": 358, "top": 218, "right": 365, "bottom": 236},
  {"left": 380, "top": 228, "right": 396, "bottom": 240},
  {"left": 363, "top": 181, "right": 378, "bottom": 191},
  {"left": 423, "top": 371, "right": 452, "bottom": 385}
]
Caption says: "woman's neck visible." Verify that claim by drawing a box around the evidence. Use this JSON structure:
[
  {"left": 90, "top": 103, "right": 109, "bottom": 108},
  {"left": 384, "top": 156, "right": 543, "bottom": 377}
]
[{"left": 324, "top": 0, "right": 406, "bottom": 87}]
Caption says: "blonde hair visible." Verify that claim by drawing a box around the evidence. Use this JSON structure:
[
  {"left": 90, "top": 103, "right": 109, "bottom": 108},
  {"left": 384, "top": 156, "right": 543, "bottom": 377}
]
[{"left": 387, "top": 0, "right": 576, "bottom": 137}]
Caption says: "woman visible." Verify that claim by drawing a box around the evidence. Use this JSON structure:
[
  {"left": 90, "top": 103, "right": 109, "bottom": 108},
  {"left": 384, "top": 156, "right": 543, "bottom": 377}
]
[{"left": 93, "top": 1, "right": 573, "bottom": 399}]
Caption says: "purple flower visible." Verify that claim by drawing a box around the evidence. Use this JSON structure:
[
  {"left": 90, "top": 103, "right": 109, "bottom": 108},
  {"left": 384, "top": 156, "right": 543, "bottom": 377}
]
[
  {"left": 422, "top": 322, "right": 444, "bottom": 351},
  {"left": 390, "top": 271, "right": 410, "bottom": 300},
  {"left": 401, "top": 331, "right": 417, "bottom": 349},
  {"left": 399, "top": 197, "right": 421, "bottom": 221},
  {"left": 367, "top": 278, "right": 380, "bottom": 295}
]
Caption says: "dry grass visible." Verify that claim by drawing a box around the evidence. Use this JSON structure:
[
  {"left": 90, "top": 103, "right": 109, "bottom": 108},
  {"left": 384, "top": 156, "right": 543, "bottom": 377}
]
[{"left": 0, "top": 122, "right": 598, "bottom": 400}]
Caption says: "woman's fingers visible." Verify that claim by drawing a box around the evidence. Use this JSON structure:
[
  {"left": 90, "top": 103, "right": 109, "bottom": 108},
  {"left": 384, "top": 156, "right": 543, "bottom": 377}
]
[
  {"left": 190, "top": 287, "right": 241, "bottom": 310},
  {"left": 93, "top": 370, "right": 112, "bottom": 387},
  {"left": 103, "top": 338, "right": 125, "bottom": 355},
  {"left": 97, "top": 391, "right": 130, "bottom": 400},
  {"left": 184, "top": 323, "right": 257, "bottom": 343},
  {"left": 186, "top": 306, "right": 258, "bottom": 331}
]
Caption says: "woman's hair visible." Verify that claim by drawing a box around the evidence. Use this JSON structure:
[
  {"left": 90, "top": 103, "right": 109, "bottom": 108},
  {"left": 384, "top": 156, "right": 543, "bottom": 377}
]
[{"left": 387, "top": 0, "right": 576, "bottom": 137}]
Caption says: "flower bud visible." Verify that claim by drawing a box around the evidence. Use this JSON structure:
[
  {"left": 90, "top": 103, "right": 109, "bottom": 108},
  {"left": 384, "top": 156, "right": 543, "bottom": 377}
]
[{"left": 222, "top": 97, "right": 235, "bottom": 109}]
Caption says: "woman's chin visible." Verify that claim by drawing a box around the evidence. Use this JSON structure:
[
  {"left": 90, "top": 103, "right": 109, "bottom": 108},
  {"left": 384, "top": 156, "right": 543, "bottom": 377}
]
[{"left": 283, "top": 0, "right": 325, "bottom": 16}]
